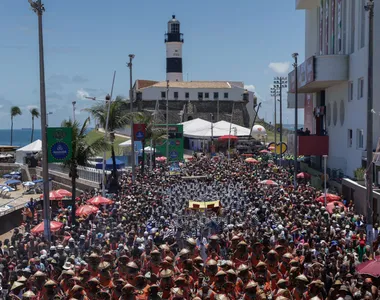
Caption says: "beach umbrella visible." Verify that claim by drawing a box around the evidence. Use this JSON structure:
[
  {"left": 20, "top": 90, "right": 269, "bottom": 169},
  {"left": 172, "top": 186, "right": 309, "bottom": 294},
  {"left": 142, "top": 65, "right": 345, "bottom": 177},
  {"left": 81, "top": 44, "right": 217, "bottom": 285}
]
[
  {"left": 1, "top": 186, "right": 15, "bottom": 192},
  {"left": 31, "top": 221, "right": 63, "bottom": 234},
  {"left": 87, "top": 196, "right": 113, "bottom": 206},
  {"left": 259, "top": 149, "right": 270, "bottom": 154},
  {"left": 76, "top": 205, "right": 99, "bottom": 217},
  {"left": 5, "top": 179, "right": 21, "bottom": 185},
  {"left": 218, "top": 135, "right": 238, "bottom": 142},
  {"left": 245, "top": 157, "right": 259, "bottom": 164},
  {"left": 40, "top": 190, "right": 64, "bottom": 201},
  {"left": 23, "top": 181, "right": 35, "bottom": 187},
  {"left": 10, "top": 171, "right": 21, "bottom": 175},
  {"left": 356, "top": 256, "right": 380, "bottom": 277},
  {"left": 316, "top": 193, "right": 341, "bottom": 204},
  {"left": 156, "top": 156, "right": 167, "bottom": 162},
  {"left": 259, "top": 179, "right": 278, "bottom": 186},
  {"left": 2, "top": 174, "right": 12, "bottom": 179},
  {"left": 326, "top": 201, "right": 346, "bottom": 214},
  {"left": 56, "top": 189, "right": 72, "bottom": 197},
  {"left": 297, "top": 172, "right": 311, "bottom": 179}
]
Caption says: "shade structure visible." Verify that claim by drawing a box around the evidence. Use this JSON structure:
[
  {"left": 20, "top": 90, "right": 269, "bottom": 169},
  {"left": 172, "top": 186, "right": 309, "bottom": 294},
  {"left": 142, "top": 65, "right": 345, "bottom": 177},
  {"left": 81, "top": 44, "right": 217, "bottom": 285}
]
[
  {"left": 297, "top": 172, "right": 311, "bottom": 179},
  {"left": 23, "top": 181, "right": 35, "bottom": 187},
  {"left": 76, "top": 205, "right": 99, "bottom": 217},
  {"left": 260, "top": 179, "right": 278, "bottom": 186},
  {"left": 316, "top": 193, "right": 341, "bottom": 204},
  {"left": 95, "top": 158, "right": 125, "bottom": 170},
  {"left": 56, "top": 189, "right": 72, "bottom": 197},
  {"left": 5, "top": 179, "right": 21, "bottom": 185},
  {"left": 40, "top": 190, "right": 64, "bottom": 201},
  {"left": 245, "top": 157, "right": 259, "bottom": 164},
  {"left": 218, "top": 135, "right": 238, "bottom": 142},
  {"left": 326, "top": 201, "right": 347, "bottom": 214},
  {"left": 356, "top": 256, "right": 380, "bottom": 277},
  {"left": 31, "top": 221, "right": 63, "bottom": 234},
  {"left": 87, "top": 196, "right": 113, "bottom": 206},
  {"left": 1, "top": 185, "right": 15, "bottom": 192}
]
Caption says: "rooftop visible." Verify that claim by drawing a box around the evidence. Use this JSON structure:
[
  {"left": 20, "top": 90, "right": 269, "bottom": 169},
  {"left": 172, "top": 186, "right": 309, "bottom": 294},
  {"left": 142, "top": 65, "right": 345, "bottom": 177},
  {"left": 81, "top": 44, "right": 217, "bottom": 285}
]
[{"left": 137, "top": 81, "right": 244, "bottom": 90}]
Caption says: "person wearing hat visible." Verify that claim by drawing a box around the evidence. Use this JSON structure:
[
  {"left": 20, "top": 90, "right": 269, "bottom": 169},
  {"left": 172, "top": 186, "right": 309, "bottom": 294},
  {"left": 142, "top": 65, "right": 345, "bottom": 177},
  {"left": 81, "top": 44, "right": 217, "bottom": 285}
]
[
  {"left": 134, "top": 274, "right": 150, "bottom": 300},
  {"left": 250, "top": 242, "right": 264, "bottom": 268},
  {"left": 195, "top": 280, "right": 216, "bottom": 300},
  {"left": 59, "top": 269, "right": 75, "bottom": 294},
  {"left": 292, "top": 275, "right": 309, "bottom": 300},
  {"left": 185, "top": 238, "right": 200, "bottom": 260},
  {"left": 328, "top": 279, "right": 343, "bottom": 300},
  {"left": 206, "top": 236, "right": 220, "bottom": 257},
  {"left": 87, "top": 253, "right": 101, "bottom": 278},
  {"left": 265, "top": 250, "right": 281, "bottom": 279},
  {"left": 111, "top": 278, "right": 125, "bottom": 300},
  {"left": 121, "top": 283, "right": 137, "bottom": 300},
  {"left": 279, "top": 253, "right": 293, "bottom": 277},
  {"left": 32, "top": 270, "right": 46, "bottom": 299},
  {"left": 142, "top": 250, "right": 161, "bottom": 276},
  {"left": 21, "top": 290, "right": 36, "bottom": 300},
  {"left": 125, "top": 262, "right": 140, "bottom": 287},
  {"left": 175, "top": 249, "right": 190, "bottom": 272},
  {"left": 159, "top": 269, "right": 174, "bottom": 300},
  {"left": 9, "top": 281, "right": 25, "bottom": 300},
  {"left": 231, "top": 241, "right": 250, "bottom": 269},
  {"left": 68, "top": 285, "right": 88, "bottom": 300},
  {"left": 204, "top": 260, "right": 219, "bottom": 285},
  {"left": 42, "top": 279, "right": 64, "bottom": 300},
  {"left": 146, "top": 284, "right": 161, "bottom": 300},
  {"left": 210, "top": 271, "right": 227, "bottom": 294},
  {"left": 85, "top": 278, "right": 100, "bottom": 300},
  {"left": 117, "top": 255, "right": 130, "bottom": 280},
  {"left": 235, "top": 264, "right": 252, "bottom": 296},
  {"left": 304, "top": 279, "right": 325, "bottom": 300},
  {"left": 98, "top": 261, "right": 114, "bottom": 289}
]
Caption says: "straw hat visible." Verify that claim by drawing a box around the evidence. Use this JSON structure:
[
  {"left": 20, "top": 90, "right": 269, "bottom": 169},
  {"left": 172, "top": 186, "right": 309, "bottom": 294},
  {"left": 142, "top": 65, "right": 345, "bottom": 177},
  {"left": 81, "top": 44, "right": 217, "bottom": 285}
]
[{"left": 22, "top": 291, "right": 36, "bottom": 298}]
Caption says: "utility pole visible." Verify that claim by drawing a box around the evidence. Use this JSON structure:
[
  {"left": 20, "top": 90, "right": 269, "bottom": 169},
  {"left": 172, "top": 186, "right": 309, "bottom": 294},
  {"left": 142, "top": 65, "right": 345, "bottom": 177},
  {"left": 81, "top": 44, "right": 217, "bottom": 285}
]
[
  {"left": 274, "top": 77, "right": 288, "bottom": 163},
  {"left": 29, "top": 0, "right": 50, "bottom": 241},
  {"left": 72, "top": 101, "right": 76, "bottom": 123},
  {"left": 227, "top": 102, "right": 235, "bottom": 162},
  {"left": 365, "top": 0, "right": 374, "bottom": 230},
  {"left": 127, "top": 55, "right": 135, "bottom": 183},
  {"left": 270, "top": 85, "right": 280, "bottom": 156},
  {"left": 292, "top": 53, "right": 299, "bottom": 188},
  {"left": 166, "top": 80, "right": 169, "bottom": 160}
]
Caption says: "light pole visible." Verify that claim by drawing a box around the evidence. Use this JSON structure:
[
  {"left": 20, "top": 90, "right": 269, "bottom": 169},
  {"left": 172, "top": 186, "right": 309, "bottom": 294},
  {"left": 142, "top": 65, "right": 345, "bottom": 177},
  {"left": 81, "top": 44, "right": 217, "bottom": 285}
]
[
  {"left": 72, "top": 101, "right": 76, "bottom": 123},
  {"left": 365, "top": 0, "right": 374, "bottom": 229},
  {"left": 29, "top": 0, "right": 50, "bottom": 241},
  {"left": 127, "top": 55, "right": 135, "bottom": 183},
  {"left": 270, "top": 85, "right": 280, "bottom": 156},
  {"left": 292, "top": 53, "right": 299, "bottom": 188},
  {"left": 46, "top": 112, "right": 53, "bottom": 126},
  {"left": 274, "top": 77, "right": 288, "bottom": 163},
  {"left": 166, "top": 80, "right": 169, "bottom": 160},
  {"left": 210, "top": 113, "right": 214, "bottom": 154},
  {"left": 226, "top": 102, "right": 235, "bottom": 162},
  {"left": 323, "top": 155, "right": 328, "bottom": 206}
]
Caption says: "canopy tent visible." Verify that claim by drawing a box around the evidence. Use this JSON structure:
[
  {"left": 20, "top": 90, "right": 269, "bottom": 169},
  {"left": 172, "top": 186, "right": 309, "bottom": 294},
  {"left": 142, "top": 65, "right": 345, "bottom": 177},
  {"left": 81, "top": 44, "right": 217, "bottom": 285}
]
[
  {"left": 96, "top": 158, "right": 125, "bottom": 170},
  {"left": 119, "top": 140, "right": 131, "bottom": 147},
  {"left": 15, "top": 140, "right": 42, "bottom": 164}
]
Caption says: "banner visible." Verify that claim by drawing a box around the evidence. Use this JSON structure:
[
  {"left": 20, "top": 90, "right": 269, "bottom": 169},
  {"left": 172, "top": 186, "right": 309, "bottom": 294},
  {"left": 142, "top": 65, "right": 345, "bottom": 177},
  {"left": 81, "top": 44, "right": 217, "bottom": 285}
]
[
  {"left": 169, "top": 162, "right": 181, "bottom": 175},
  {"left": 47, "top": 127, "right": 72, "bottom": 163},
  {"left": 337, "top": 0, "right": 342, "bottom": 53},
  {"left": 331, "top": 0, "right": 335, "bottom": 53},
  {"left": 133, "top": 124, "right": 146, "bottom": 141},
  {"left": 275, "top": 124, "right": 282, "bottom": 134},
  {"left": 320, "top": 0, "right": 324, "bottom": 55},
  {"left": 304, "top": 94, "right": 314, "bottom": 134},
  {"left": 325, "top": 0, "right": 329, "bottom": 54}
]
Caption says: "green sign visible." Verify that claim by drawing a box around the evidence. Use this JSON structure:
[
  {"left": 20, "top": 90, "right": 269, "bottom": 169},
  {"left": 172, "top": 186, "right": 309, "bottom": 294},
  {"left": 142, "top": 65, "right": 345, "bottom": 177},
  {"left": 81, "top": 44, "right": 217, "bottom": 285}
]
[
  {"left": 155, "top": 124, "right": 184, "bottom": 162},
  {"left": 47, "top": 127, "right": 73, "bottom": 163}
]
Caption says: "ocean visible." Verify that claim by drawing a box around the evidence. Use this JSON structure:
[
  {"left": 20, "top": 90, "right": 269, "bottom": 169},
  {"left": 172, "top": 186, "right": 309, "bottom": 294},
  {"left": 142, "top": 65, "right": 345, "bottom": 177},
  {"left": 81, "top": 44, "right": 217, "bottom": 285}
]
[{"left": 0, "top": 129, "right": 42, "bottom": 147}]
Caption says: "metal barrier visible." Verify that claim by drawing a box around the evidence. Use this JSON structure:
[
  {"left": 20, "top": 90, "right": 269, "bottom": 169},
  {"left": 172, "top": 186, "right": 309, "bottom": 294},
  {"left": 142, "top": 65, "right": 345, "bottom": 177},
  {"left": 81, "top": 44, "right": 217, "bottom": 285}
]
[{"left": 47, "top": 164, "right": 106, "bottom": 183}]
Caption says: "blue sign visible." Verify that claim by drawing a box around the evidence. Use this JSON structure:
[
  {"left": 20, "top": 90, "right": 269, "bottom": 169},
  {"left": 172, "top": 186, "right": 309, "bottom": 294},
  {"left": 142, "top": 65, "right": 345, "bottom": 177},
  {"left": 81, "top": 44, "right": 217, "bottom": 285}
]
[
  {"left": 50, "top": 142, "right": 69, "bottom": 160},
  {"left": 169, "top": 151, "right": 178, "bottom": 159},
  {"left": 136, "top": 131, "right": 145, "bottom": 140}
]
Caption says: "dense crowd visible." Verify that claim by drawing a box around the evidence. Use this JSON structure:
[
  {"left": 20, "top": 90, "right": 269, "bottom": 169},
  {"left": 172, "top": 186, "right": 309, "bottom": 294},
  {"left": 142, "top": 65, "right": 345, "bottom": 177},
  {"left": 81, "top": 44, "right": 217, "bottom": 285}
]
[{"left": 1, "top": 155, "right": 379, "bottom": 300}]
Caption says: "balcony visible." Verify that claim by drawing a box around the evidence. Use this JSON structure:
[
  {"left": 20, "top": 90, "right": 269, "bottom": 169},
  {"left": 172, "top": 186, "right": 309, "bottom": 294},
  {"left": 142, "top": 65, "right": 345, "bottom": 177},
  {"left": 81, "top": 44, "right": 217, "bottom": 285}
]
[
  {"left": 298, "top": 135, "right": 329, "bottom": 156},
  {"left": 288, "top": 55, "right": 349, "bottom": 95},
  {"left": 296, "top": 0, "right": 319, "bottom": 10}
]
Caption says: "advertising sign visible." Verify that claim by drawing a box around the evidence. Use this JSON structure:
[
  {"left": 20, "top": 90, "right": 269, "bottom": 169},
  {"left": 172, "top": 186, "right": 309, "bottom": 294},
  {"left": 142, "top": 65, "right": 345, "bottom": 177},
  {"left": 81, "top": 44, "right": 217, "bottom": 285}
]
[
  {"left": 169, "top": 162, "right": 181, "bottom": 175},
  {"left": 304, "top": 94, "right": 314, "bottom": 134},
  {"left": 155, "top": 124, "right": 184, "bottom": 162},
  {"left": 288, "top": 56, "right": 315, "bottom": 93},
  {"left": 320, "top": 0, "right": 324, "bottom": 55},
  {"left": 133, "top": 124, "right": 146, "bottom": 141},
  {"left": 47, "top": 127, "right": 72, "bottom": 163}
]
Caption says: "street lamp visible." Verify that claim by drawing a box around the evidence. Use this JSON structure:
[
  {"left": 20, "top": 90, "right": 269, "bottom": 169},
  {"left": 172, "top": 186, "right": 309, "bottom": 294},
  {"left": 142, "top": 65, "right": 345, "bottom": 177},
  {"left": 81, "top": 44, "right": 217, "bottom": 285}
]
[
  {"left": 72, "top": 101, "right": 76, "bottom": 123},
  {"left": 270, "top": 85, "right": 280, "bottom": 157},
  {"left": 274, "top": 77, "right": 288, "bottom": 164},
  {"left": 28, "top": 0, "right": 50, "bottom": 241},
  {"left": 127, "top": 54, "right": 136, "bottom": 183},
  {"left": 292, "top": 52, "right": 299, "bottom": 188},
  {"left": 46, "top": 112, "right": 53, "bottom": 126}
]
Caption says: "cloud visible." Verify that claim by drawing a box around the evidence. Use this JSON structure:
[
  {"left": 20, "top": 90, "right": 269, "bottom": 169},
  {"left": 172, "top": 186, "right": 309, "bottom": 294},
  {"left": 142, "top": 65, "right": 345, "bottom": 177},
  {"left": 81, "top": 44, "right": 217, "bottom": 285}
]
[
  {"left": 268, "top": 62, "right": 291, "bottom": 74},
  {"left": 76, "top": 88, "right": 90, "bottom": 99},
  {"left": 72, "top": 75, "right": 88, "bottom": 84},
  {"left": 244, "top": 85, "right": 256, "bottom": 92}
]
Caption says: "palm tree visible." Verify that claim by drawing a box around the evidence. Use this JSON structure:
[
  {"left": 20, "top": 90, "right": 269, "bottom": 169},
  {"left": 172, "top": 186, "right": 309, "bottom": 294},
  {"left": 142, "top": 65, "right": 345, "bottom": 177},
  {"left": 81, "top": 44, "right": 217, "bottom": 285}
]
[
  {"left": 30, "top": 108, "right": 40, "bottom": 143},
  {"left": 10, "top": 106, "right": 22, "bottom": 145},
  {"left": 85, "top": 96, "right": 130, "bottom": 187},
  {"left": 61, "top": 117, "right": 108, "bottom": 225},
  {"left": 132, "top": 112, "right": 167, "bottom": 174}
]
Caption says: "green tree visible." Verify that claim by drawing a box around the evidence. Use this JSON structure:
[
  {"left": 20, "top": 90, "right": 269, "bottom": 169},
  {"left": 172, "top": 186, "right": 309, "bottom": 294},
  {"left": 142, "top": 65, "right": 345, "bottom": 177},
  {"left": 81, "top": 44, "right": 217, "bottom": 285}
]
[
  {"left": 85, "top": 97, "right": 130, "bottom": 186},
  {"left": 30, "top": 108, "right": 40, "bottom": 143},
  {"left": 10, "top": 106, "right": 22, "bottom": 145},
  {"left": 132, "top": 112, "right": 167, "bottom": 173},
  {"left": 61, "top": 117, "right": 108, "bottom": 225}
]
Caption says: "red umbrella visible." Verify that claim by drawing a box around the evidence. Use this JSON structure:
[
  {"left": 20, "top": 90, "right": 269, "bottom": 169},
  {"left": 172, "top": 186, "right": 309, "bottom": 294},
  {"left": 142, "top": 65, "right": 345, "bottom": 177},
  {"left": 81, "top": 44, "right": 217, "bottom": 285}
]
[
  {"left": 76, "top": 205, "right": 99, "bottom": 217},
  {"left": 297, "top": 172, "right": 311, "bottom": 179},
  {"left": 260, "top": 180, "right": 278, "bottom": 186},
  {"left": 326, "top": 201, "right": 346, "bottom": 214},
  {"left": 40, "top": 190, "right": 64, "bottom": 201},
  {"left": 31, "top": 221, "right": 63, "bottom": 234},
  {"left": 356, "top": 256, "right": 380, "bottom": 277},
  {"left": 316, "top": 193, "right": 341, "bottom": 204},
  {"left": 245, "top": 158, "right": 259, "bottom": 164},
  {"left": 259, "top": 150, "right": 270, "bottom": 154},
  {"left": 156, "top": 156, "right": 167, "bottom": 162},
  {"left": 87, "top": 196, "right": 114, "bottom": 206},
  {"left": 56, "top": 189, "right": 72, "bottom": 197},
  {"left": 218, "top": 135, "right": 238, "bottom": 142}
]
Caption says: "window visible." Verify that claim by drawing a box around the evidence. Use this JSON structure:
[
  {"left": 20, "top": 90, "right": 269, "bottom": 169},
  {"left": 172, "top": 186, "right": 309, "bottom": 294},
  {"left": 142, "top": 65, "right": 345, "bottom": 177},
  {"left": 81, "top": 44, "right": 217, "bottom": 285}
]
[
  {"left": 214, "top": 92, "right": 219, "bottom": 99},
  {"left": 350, "top": 0, "right": 356, "bottom": 53},
  {"left": 348, "top": 81, "right": 353, "bottom": 101},
  {"left": 198, "top": 92, "right": 203, "bottom": 99},
  {"left": 360, "top": 0, "right": 366, "bottom": 48},
  {"left": 161, "top": 91, "right": 166, "bottom": 98},
  {"left": 357, "top": 129, "right": 364, "bottom": 149},
  {"left": 205, "top": 93, "right": 209, "bottom": 99},
  {"left": 185, "top": 92, "right": 189, "bottom": 99},
  {"left": 174, "top": 92, "right": 178, "bottom": 99},
  {"left": 347, "top": 129, "right": 353, "bottom": 147},
  {"left": 224, "top": 92, "right": 229, "bottom": 99},
  {"left": 358, "top": 78, "right": 364, "bottom": 99}
]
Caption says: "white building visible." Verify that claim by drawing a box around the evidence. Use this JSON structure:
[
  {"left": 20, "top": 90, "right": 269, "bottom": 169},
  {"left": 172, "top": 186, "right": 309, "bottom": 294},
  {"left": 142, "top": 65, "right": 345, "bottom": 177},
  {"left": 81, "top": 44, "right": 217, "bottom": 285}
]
[{"left": 289, "top": 0, "right": 380, "bottom": 179}]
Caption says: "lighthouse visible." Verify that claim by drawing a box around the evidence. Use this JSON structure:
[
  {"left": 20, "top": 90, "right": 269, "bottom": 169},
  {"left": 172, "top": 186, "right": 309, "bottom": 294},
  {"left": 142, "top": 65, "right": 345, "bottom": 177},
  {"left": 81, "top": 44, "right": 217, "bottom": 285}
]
[{"left": 165, "top": 15, "right": 184, "bottom": 82}]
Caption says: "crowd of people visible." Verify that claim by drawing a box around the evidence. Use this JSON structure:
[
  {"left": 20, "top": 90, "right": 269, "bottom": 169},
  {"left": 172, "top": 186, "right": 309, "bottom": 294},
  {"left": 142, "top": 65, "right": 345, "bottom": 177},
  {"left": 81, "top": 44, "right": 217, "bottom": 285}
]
[{"left": 0, "top": 154, "right": 378, "bottom": 300}]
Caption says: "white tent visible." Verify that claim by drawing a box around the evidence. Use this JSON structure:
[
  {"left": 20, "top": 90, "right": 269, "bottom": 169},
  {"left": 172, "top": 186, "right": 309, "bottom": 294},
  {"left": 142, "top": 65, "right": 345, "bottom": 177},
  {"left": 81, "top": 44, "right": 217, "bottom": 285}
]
[
  {"left": 119, "top": 139, "right": 131, "bottom": 147},
  {"left": 15, "top": 139, "right": 42, "bottom": 164}
]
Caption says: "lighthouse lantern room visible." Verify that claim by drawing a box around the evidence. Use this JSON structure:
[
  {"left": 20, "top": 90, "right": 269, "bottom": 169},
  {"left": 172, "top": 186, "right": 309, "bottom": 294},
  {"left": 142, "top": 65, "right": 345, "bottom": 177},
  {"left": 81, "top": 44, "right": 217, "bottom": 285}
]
[{"left": 165, "top": 15, "right": 184, "bottom": 82}]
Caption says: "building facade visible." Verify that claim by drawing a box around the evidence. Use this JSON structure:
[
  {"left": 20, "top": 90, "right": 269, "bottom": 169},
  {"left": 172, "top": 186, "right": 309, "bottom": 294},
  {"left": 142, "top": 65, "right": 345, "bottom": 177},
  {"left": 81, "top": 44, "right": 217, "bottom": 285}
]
[{"left": 289, "top": 0, "right": 380, "bottom": 179}]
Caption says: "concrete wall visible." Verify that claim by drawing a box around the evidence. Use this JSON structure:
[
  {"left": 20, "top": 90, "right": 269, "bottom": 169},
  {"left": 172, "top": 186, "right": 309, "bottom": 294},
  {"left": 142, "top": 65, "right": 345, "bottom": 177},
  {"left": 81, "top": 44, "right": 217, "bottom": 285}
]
[{"left": 0, "top": 206, "right": 23, "bottom": 235}]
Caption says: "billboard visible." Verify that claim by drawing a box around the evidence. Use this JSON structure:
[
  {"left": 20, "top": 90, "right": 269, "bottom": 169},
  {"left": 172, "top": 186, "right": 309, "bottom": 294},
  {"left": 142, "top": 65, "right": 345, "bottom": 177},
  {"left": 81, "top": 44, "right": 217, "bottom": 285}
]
[
  {"left": 304, "top": 94, "right": 314, "bottom": 134},
  {"left": 133, "top": 124, "right": 146, "bottom": 141},
  {"left": 47, "top": 127, "right": 72, "bottom": 163},
  {"left": 155, "top": 124, "right": 184, "bottom": 162},
  {"left": 288, "top": 56, "right": 315, "bottom": 93}
]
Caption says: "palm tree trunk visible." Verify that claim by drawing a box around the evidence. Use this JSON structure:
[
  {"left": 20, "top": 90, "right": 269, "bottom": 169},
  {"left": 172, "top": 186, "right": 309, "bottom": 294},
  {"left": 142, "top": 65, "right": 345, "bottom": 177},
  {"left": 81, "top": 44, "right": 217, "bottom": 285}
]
[
  {"left": 10, "top": 117, "right": 13, "bottom": 146},
  {"left": 71, "top": 164, "right": 77, "bottom": 226},
  {"left": 111, "top": 144, "right": 118, "bottom": 180},
  {"left": 141, "top": 140, "right": 145, "bottom": 175},
  {"left": 31, "top": 117, "right": 34, "bottom": 143}
]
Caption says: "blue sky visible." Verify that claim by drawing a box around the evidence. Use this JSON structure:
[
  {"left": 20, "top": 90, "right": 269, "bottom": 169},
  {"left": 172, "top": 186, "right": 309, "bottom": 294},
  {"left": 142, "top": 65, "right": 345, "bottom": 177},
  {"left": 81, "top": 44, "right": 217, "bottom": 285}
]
[{"left": 0, "top": 0, "right": 305, "bottom": 129}]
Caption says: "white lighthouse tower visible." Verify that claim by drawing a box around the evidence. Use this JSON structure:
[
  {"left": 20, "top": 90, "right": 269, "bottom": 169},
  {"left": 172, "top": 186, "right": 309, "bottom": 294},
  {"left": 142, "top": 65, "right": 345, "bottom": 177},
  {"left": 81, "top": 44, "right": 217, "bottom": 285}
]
[{"left": 165, "top": 15, "right": 184, "bottom": 82}]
